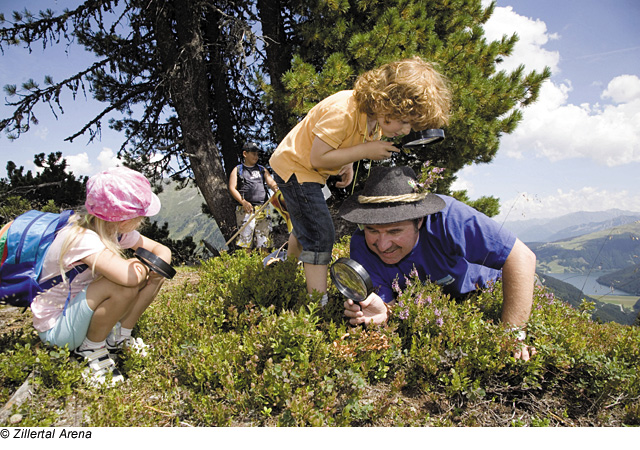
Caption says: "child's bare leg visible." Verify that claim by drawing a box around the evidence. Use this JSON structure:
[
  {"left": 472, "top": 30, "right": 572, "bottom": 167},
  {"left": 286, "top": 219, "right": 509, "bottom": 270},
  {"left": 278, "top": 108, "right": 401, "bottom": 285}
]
[
  {"left": 287, "top": 233, "right": 303, "bottom": 259},
  {"left": 303, "top": 263, "right": 328, "bottom": 296},
  {"left": 84, "top": 277, "right": 141, "bottom": 342},
  {"left": 119, "top": 275, "right": 165, "bottom": 329}
]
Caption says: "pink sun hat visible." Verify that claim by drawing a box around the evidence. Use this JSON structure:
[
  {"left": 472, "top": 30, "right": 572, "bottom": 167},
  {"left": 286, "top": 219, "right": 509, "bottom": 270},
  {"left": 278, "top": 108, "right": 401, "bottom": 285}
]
[{"left": 85, "top": 166, "right": 161, "bottom": 222}]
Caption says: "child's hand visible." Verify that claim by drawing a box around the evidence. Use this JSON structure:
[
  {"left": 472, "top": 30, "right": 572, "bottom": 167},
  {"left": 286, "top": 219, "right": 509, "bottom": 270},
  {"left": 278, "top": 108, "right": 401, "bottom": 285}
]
[
  {"left": 335, "top": 164, "right": 354, "bottom": 188},
  {"left": 364, "top": 141, "right": 399, "bottom": 161},
  {"left": 241, "top": 199, "right": 253, "bottom": 214}
]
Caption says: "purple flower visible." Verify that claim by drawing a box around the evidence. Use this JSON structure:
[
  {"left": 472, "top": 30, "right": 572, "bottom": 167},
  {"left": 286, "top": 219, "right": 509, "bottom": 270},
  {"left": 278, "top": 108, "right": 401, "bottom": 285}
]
[
  {"left": 436, "top": 318, "right": 444, "bottom": 327},
  {"left": 399, "top": 309, "right": 409, "bottom": 320}
]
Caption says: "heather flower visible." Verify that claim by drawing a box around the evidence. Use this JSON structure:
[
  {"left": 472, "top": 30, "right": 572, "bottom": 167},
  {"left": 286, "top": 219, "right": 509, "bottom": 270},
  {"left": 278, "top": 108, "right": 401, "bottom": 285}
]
[
  {"left": 392, "top": 278, "right": 402, "bottom": 294},
  {"left": 436, "top": 317, "right": 444, "bottom": 327},
  {"left": 399, "top": 309, "right": 409, "bottom": 320}
]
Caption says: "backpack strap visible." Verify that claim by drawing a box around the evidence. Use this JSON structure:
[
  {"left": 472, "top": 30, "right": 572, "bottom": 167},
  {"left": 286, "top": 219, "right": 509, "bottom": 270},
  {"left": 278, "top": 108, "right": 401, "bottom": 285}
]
[
  {"left": 0, "top": 221, "right": 11, "bottom": 266},
  {"left": 39, "top": 263, "right": 89, "bottom": 316},
  {"left": 38, "top": 264, "right": 89, "bottom": 292}
]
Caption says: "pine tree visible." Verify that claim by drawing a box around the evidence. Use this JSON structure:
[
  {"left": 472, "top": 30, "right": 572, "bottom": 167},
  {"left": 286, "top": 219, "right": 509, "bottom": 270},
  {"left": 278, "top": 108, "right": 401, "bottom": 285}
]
[{"left": 1, "top": 0, "right": 550, "bottom": 240}]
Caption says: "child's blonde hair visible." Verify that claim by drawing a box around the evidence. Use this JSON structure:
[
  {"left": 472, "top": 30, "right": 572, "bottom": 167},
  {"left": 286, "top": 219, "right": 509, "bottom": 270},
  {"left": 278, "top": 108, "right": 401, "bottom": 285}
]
[
  {"left": 353, "top": 56, "right": 451, "bottom": 130},
  {"left": 58, "top": 212, "right": 125, "bottom": 280}
]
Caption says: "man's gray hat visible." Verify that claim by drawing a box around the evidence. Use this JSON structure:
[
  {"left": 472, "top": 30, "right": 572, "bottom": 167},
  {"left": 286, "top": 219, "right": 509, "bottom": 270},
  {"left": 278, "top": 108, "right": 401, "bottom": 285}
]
[{"left": 339, "top": 166, "right": 445, "bottom": 224}]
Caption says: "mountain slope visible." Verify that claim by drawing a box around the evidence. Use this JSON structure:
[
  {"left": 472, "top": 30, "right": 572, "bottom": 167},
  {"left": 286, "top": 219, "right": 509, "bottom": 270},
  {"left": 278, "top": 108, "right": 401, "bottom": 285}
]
[
  {"left": 529, "top": 221, "right": 640, "bottom": 273},
  {"left": 152, "top": 181, "right": 226, "bottom": 249},
  {"left": 597, "top": 264, "right": 640, "bottom": 295}
]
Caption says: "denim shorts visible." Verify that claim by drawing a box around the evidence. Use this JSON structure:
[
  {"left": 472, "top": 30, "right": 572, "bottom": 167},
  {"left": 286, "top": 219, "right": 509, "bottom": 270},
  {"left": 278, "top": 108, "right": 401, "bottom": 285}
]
[
  {"left": 273, "top": 173, "right": 334, "bottom": 265},
  {"left": 39, "top": 287, "right": 94, "bottom": 351}
]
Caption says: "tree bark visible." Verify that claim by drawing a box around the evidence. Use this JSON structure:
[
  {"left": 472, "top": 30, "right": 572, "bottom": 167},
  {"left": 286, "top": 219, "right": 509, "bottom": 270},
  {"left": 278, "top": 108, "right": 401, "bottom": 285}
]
[
  {"left": 152, "top": 0, "right": 237, "bottom": 243},
  {"left": 256, "top": 0, "right": 292, "bottom": 143}
]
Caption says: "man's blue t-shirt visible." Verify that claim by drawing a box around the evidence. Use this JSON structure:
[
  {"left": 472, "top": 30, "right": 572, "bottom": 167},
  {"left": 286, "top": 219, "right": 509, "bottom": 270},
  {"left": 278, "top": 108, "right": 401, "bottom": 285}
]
[{"left": 349, "top": 195, "right": 516, "bottom": 302}]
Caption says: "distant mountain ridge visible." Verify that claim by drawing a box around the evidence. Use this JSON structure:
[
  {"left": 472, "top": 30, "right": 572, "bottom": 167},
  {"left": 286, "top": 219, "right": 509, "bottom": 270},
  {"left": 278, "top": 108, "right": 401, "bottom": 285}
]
[{"left": 503, "top": 209, "right": 640, "bottom": 243}]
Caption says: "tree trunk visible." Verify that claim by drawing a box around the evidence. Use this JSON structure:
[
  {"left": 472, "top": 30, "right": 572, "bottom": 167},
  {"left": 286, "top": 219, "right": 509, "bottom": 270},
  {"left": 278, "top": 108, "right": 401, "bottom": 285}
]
[
  {"left": 205, "top": 8, "right": 241, "bottom": 177},
  {"left": 256, "top": 0, "right": 292, "bottom": 143},
  {"left": 152, "top": 0, "right": 237, "bottom": 243}
]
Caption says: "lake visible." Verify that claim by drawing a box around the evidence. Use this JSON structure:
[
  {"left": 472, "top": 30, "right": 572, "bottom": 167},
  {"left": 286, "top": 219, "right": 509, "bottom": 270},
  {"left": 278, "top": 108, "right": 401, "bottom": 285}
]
[{"left": 544, "top": 271, "right": 634, "bottom": 297}]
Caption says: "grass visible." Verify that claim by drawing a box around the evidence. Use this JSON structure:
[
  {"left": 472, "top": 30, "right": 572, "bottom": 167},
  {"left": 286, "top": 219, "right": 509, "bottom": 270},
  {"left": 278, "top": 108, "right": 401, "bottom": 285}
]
[{"left": 1, "top": 240, "right": 640, "bottom": 427}]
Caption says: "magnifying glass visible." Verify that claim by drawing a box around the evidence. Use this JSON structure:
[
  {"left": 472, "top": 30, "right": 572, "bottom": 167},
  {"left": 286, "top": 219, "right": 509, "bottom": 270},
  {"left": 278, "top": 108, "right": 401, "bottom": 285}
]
[
  {"left": 400, "top": 129, "right": 445, "bottom": 150},
  {"left": 329, "top": 258, "right": 373, "bottom": 304},
  {"left": 135, "top": 247, "right": 176, "bottom": 279}
]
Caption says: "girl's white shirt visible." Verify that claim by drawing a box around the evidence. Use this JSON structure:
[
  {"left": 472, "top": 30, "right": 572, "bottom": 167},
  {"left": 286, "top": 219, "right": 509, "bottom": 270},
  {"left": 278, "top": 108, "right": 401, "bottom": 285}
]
[{"left": 31, "top": 226, "right": 140, "bottom": 332}]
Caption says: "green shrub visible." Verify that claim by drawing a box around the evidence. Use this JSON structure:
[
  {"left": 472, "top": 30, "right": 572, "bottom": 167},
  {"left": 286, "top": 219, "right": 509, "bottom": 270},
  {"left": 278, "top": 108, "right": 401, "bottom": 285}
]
[{"left": 2, "top": 243, "right": 640, "bottom": 426}]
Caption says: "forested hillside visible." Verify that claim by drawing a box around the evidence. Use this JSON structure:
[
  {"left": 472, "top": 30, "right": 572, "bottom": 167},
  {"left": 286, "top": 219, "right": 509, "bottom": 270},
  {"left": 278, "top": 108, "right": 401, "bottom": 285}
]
[
  {"left": 598, "top": 265, "right": 640, "bottom": 296},
  {"left": 152, "top": 181, "right": 225, "bottom": 249},
  {"left": 530, "top": 222, "right": 640, "bottom": 273}
]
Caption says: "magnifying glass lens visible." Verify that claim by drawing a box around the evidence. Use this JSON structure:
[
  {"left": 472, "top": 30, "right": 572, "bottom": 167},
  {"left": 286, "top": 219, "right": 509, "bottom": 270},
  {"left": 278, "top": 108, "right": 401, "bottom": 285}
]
[{"left": 330, "top": 258, "right": 373, "bottom": 303}]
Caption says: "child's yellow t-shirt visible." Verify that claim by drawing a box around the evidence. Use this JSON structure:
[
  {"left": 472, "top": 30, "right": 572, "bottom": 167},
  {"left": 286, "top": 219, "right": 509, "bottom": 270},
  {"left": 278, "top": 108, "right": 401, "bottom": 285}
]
[{"left": 270, "top": 90, "right": 379, "bottom": 184}]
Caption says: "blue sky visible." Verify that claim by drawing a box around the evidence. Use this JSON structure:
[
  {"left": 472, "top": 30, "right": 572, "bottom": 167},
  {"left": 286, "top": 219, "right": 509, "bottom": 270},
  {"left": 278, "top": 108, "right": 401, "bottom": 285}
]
[{"left": 1, "top": 0, "right": 639, "bottom": 221}]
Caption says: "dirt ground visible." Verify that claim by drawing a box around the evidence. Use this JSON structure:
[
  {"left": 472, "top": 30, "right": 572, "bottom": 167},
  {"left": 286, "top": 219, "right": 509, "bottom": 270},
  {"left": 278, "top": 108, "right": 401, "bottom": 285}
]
[{"left": 0, "top": 304, "right": 32, "bottom": 335}]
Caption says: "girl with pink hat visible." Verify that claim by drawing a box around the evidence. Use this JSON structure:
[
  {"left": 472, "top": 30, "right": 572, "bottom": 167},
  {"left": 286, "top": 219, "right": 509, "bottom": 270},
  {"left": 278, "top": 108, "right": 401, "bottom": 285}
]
[{"left": 31, "top": 166, "right": 171, "bottom": 386}]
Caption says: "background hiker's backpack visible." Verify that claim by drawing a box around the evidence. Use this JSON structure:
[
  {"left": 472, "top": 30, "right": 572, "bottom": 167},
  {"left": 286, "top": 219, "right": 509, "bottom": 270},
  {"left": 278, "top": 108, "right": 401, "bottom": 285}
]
[{"left": 0, "top": 210, "right": 88, "bottom": 308}]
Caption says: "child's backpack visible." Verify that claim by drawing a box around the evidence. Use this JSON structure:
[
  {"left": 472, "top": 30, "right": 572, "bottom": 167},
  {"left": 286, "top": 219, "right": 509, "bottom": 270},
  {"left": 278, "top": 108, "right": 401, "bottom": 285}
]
[{"left": 0, "top": 210, "right": 88, "bottom": 309}]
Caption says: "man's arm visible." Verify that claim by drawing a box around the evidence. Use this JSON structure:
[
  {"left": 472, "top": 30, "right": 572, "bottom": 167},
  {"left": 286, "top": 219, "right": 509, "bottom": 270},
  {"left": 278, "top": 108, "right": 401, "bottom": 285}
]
[
  {"left": 500, "top": 238, "right": 536, "bottom": 326},
  {"left": 500, "top": 238, "right": 537, "bottom": 360}
]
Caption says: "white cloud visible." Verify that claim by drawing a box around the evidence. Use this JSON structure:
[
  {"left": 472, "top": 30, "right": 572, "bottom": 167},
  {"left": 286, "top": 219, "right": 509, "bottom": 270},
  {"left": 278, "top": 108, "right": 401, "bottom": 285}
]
[
  {"left": 450, "top": 165, "right": 477, "bottom": 195},
  {"left": 481, "top": 7, "right": 640, "bottom": 167},
  {"left": 64, "top": 147, "right": 121, "bottom": 176},
  {"left": 65, "top": 152, "right": 92, "bottom": 175},
  {"left": 97, "top": 147, "right": 121, "bottom": 171},
  {"left": 601, "top": 74, "right": 640, "bottom": 104},
  {"left": 500, "top": 80, "right": 640, "bottom": 166},
  {"left": 496, "top": 187, "right": 640, "bottom": 221},
  {"left": 481, "top": 4, "right": 560, "bottom": 74}
]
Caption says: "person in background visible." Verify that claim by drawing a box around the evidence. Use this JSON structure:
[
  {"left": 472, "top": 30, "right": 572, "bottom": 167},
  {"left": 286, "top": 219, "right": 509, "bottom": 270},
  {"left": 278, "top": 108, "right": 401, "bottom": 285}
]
[{"left": 228, "top": 142, "right": 279, "bottom": 251}]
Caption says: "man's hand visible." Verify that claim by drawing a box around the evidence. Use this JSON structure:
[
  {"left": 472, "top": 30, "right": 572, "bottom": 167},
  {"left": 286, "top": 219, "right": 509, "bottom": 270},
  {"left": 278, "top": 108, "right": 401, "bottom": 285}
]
[
  {"left": 513, "top": 344, "right": 537, "bottom": 361},
  {"left": 343, "top": 292, "right": 389, "bottom": 326}
]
